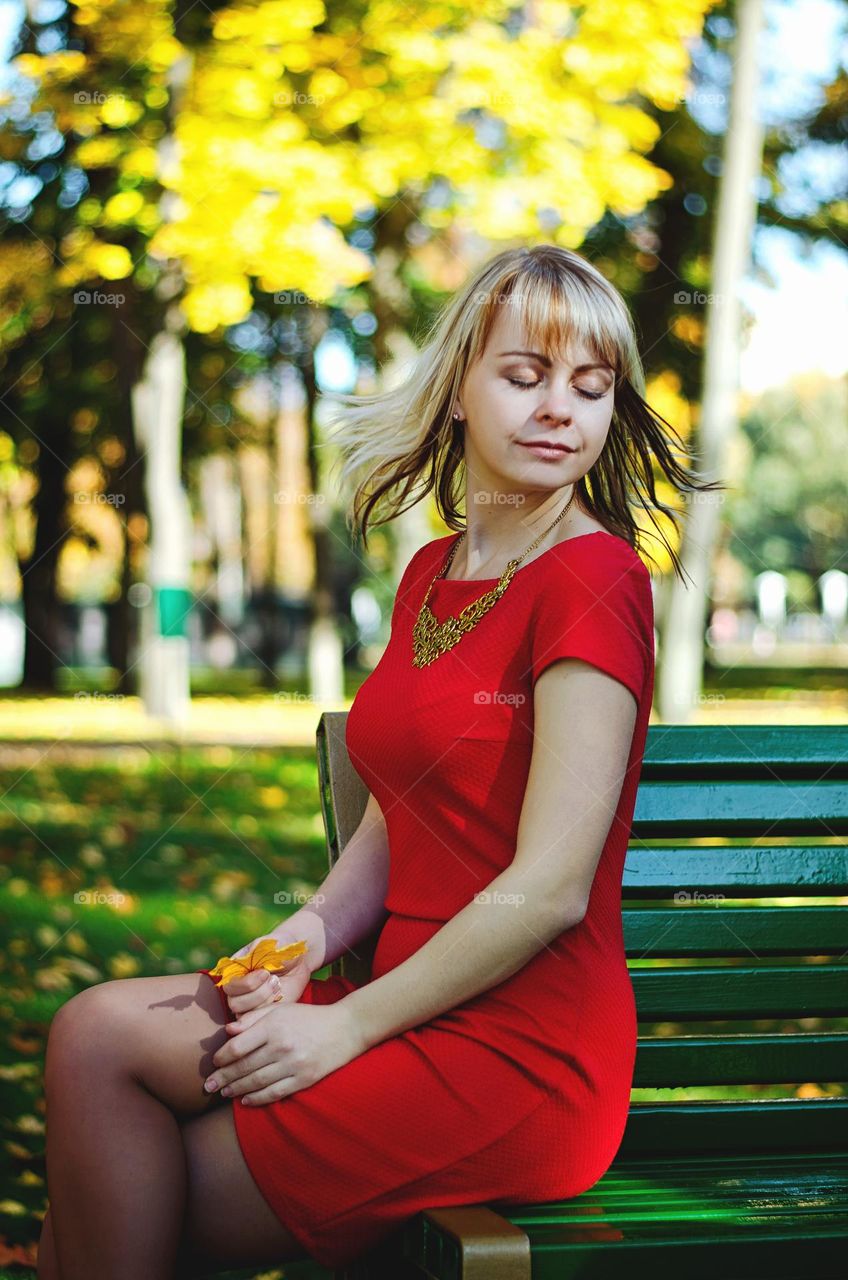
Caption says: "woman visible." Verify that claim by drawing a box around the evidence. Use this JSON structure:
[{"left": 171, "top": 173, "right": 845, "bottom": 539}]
[{"left": 40, "top": 245, "right": 721, "bottom": 1278}]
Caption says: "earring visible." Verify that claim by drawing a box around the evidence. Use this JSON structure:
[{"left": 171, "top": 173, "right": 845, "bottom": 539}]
[{"left": 452, "top": 411, "right": 463, "bottom": 422}]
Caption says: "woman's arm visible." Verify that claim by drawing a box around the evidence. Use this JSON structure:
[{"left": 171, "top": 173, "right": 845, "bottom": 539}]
[
  {"left": 342, "top": 657, "right": 638, "bottom": 1053},
  {"left": 282, "top": 791, "right": 391, "bottom": 975}
]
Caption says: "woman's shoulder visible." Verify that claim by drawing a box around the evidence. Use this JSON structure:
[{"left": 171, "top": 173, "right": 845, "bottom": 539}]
[
  {"left": 546, "top": 528, "right": 650, "bottom": 579},
  {"left": 538, "top": 530, "right": 654, "bottom": 625}
]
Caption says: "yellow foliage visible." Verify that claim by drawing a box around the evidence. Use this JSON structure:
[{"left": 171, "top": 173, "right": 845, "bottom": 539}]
[
  {"left": 207, "top": 937, "right": 309, "bottom": 987},
  {"left": 33, "top": 968, "right": 73, "bottom": 992},
  {"left": 9, "top": 0, "right": 717, "bottom": 332},
  {"left": 57, "top": 238, "right": 133, "bottom": 287},
  {"left": 672, "top": 313, "right": 705, "bottom": 347},
  {"left": 99, "top": 95, "right": 144, "bottom": 128},
  {"left": 108, "top": 952, "right": 142, "bottom": 978},
  {"left": 0, "top": 1199, "right": 27, "bottom": 1216},
  {"left": 75, "top": 135, "right": 124, "bottom": 167},
  {"left": 94, "top": 241, "right": 133, "bottom": 279},
  {"left": 120, "top": 145, "right": 159, "bottom": 179},
  {"left": 102, "top": 189, "right": 146, "bottom": 224},
  {"left": 259, "top": 785, "right": 287, "bottom": 808},
  {"left": 640, "top": 369, "right": 696, "bottom": 566}
]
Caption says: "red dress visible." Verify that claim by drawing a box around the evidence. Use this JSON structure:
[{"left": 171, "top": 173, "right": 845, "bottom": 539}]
[{"left": 196, "top": 529, "right": 655, "bottom": 1268}]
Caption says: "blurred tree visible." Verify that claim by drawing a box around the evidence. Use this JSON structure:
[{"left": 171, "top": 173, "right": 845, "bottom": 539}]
[
  {"left": 2, "top": 0, "right": 720, "bottom": 697},
  {"left": 729, "top": 373, "right": 848, "bottom": 582},
  {"left": 0, "top": 0, "right": 183, "bottom": 687}
]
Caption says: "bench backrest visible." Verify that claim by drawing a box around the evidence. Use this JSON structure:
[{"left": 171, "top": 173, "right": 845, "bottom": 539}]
[{"left": 316, "top": 716, "right": 848, "bottom": 1156}]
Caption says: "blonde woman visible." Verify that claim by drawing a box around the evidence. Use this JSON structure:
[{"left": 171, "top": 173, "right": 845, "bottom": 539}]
[{"left": 40, "top": 245, "right": 721, "bottom": 1278}]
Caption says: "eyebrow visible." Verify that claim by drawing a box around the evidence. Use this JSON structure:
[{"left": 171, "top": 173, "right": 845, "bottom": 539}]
[{"left": 497, "top": 349, "right": 614, "bottom": 373}]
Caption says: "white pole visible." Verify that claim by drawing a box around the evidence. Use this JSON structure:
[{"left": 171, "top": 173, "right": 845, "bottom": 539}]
[
  {"left": 658, "top": 0, "right": 766, "bottom": 721},
  {"left": 132, "top": 324, "right": 192, "bottom": 724}
]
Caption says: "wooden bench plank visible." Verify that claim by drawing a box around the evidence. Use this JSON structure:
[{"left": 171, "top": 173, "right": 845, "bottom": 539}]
[
  {"left": 619, "top": 1098, "right": 848, "bottom": 1156},
  {"left": 623, "top": 906, "right": 848, "bottom": 953},
  {"left": 633, "top": 1031, "right": 848, "bottom": 1086},
  {"left": 641, "top": 724, "right": 848, "bottom": 774},
  {"left": 623, "top": 845, "right": 848, "bottom": 893},
  {"left": 633, "top": 779, "right": 848, "bottom": 835},
  {"left": 630, "top": 963, "right": 848, "bottom": 1018}
]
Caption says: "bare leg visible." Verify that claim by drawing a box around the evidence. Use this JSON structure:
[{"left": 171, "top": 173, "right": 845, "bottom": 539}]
[
  {"left": 36, "top": 1205, "right": 59, "bottom": 1280},
  {"left": 176, "top": 1103, "right": 315, "bottom": 1274},
  {"left": 42, "top": 973, "right": 302, "bottom": 1280}
]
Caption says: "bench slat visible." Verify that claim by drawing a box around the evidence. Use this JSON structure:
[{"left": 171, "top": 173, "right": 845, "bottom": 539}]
[
  {"left": 630, "top": 963, "right": 848, "bottom": 1018},
  {"left": 642, "top": 724, "right": 848, "bottom": 775},
  {"left": 623, "top": 905, "right": 848, "bottom": 953},
  {"left": 633, "top": 779, "right": 848, "bottom": 835},
  {"left": 618, "top": 1098, "right": 848, "bottom": 1156},
  {"left": 545, "top": 1151, "right": 848, "bottom": 1204},
  {"left": 623, "top": 844, "right": 848, "bottom": 893},
  {"left": 633, "top": 1031, "right": 848, "bottom": 1086}
]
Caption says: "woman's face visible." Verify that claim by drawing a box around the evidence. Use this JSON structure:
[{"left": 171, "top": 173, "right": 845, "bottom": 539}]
[{"left": 455, "top": 302, "right": 616, "bottom": 494}]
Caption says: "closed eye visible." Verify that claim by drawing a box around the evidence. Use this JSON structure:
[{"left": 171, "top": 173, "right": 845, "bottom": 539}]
[{"left": 507, "top": 377, "right": 604, "bottom": 401}]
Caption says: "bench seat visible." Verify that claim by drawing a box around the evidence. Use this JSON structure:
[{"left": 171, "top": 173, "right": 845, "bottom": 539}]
[{"left": 314, "top": 719, "right": 848, "bottom": 1280}]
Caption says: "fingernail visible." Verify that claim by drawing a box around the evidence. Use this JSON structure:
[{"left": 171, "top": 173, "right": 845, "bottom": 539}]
[
  {"left": 221, "top": 1085, "right": 232, "bottom": 1097},
  {"left": 204, "top": 1079, "right": 219, "bottom": 1092}
]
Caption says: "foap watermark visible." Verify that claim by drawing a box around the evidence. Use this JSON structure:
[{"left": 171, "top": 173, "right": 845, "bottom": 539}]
[
  {"left": 673, "top": 890, "right": 726, "bottom": 905},
  {"left": 272, "top": 91, "right": 325, "bottom": 108},
  {"left": 273, "top": 889, "right": 327, "bottom": 906},
  {"left": 272, "top": 289, "right": 312, "bottom": 306},
  {"left": 473, "top": 490, "right": 526, "bottom": 506},
  {"left": 673, "top": 290, "right": 725, "bottom": 307},
  {"left": 680, "top": 89, "right": 727, "bottom": 108},
  {"left": 474, "top": 890, "right": 526, "bottom": 906},
  {"left": 273, "top": 490, "right": 326, "bottom": 506},
  {"left": 73, "top": 90, "right": 124, "bottom": 106},
  {"left": 74, "top": 492, "right": 126, "bottom": 507},
  {"left": 685, "top": 490, "right": 726, "bottom": 506},
  {"left": 472, "top": 690, "right": 527, "bottom": 706},
  {"left": 74, "top": 890, "right": 128, "bottom": 907},
  {"left": 74, "top": 691, "right": 126, "bottom": 703},
  {"left": 73, "top": 290, "right": 126, "bottom": 308}
]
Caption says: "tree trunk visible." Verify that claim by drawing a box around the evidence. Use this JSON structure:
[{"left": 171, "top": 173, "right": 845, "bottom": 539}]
[
  {"left": 108, "top": 288, "right": 148, "bottom": 693},
  {"left": 658, "top": 0, "right": 765, "bottom": 721},
  {"left": 20, "top": 405, "right": 72, "bottom": 690}
]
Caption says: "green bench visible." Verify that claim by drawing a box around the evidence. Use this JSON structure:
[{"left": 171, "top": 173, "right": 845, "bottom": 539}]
[{"left": 315, "top": 717, "right": 848, "bottom": 1280}]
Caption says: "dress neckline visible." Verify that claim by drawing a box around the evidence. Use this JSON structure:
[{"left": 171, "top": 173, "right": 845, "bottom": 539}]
[{"left": 433, "top": 530, "right": 618, "bottom": 586}]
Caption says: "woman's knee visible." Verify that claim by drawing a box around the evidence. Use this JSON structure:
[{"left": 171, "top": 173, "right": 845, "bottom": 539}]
[
  {"left": 45, "top": 981, "right": 128, "bottom": 1087},
  {"left": 44, "top": 974, "right": 230, "bottom": 1113}
]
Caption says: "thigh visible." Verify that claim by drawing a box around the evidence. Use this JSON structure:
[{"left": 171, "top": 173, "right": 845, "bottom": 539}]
[
  {"left": 175, "top": 1104, "right": 303, "bottom": 1273},
  {"left": 46, "top": 972, "right": 232, "bottom": 1116}
]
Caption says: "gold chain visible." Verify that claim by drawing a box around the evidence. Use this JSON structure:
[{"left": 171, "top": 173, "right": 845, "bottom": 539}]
[{"left": 411, "top": 490, "right": 577, "bottom": 667}]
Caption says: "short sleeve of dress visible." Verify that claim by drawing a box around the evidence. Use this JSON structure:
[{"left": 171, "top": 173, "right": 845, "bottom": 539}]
[{"left": 530, "top": 540, "right": 653, "bottom": 705}]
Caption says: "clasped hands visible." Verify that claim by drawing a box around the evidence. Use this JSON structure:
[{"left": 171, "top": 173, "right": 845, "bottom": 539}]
[{"left": 204, "top": 969, "right": 363, "bottom": 1106}]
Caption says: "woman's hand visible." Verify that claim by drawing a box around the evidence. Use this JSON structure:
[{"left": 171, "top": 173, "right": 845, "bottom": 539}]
[
  {"left": 222, "top": 924, "right": 316, "bottom": 1019},
  {"left": 203, "top": 999, "right": 362, "bottom": 1105}
]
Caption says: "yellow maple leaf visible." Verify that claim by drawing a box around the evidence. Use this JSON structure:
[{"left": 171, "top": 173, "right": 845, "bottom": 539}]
[{"left": 207, "top": 937, "right": 308, "bottom": 988}]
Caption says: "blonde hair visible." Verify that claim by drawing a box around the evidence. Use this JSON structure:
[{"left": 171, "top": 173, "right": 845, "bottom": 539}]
[{"left": 323, "top": 244, "right": 725, "bottom": 580}]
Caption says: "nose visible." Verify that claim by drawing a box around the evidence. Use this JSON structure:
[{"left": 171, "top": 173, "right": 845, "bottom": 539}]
[{"left": 534, "top": 381, "right": 577, "bottom": 425}]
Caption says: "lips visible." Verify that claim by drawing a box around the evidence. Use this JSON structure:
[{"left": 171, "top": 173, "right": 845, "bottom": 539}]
[{"left": 518, "top": 441, "right": 575, "bottom": 453}]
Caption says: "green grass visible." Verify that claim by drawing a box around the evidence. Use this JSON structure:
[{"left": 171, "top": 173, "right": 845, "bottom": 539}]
[{"left": 0, "top": 743, "right": 334, "bottom": 1275}]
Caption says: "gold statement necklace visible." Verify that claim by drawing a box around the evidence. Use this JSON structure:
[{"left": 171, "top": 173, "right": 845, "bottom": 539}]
[{"left": 411, "top": 490, "right": 577, "bottom": 668}]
